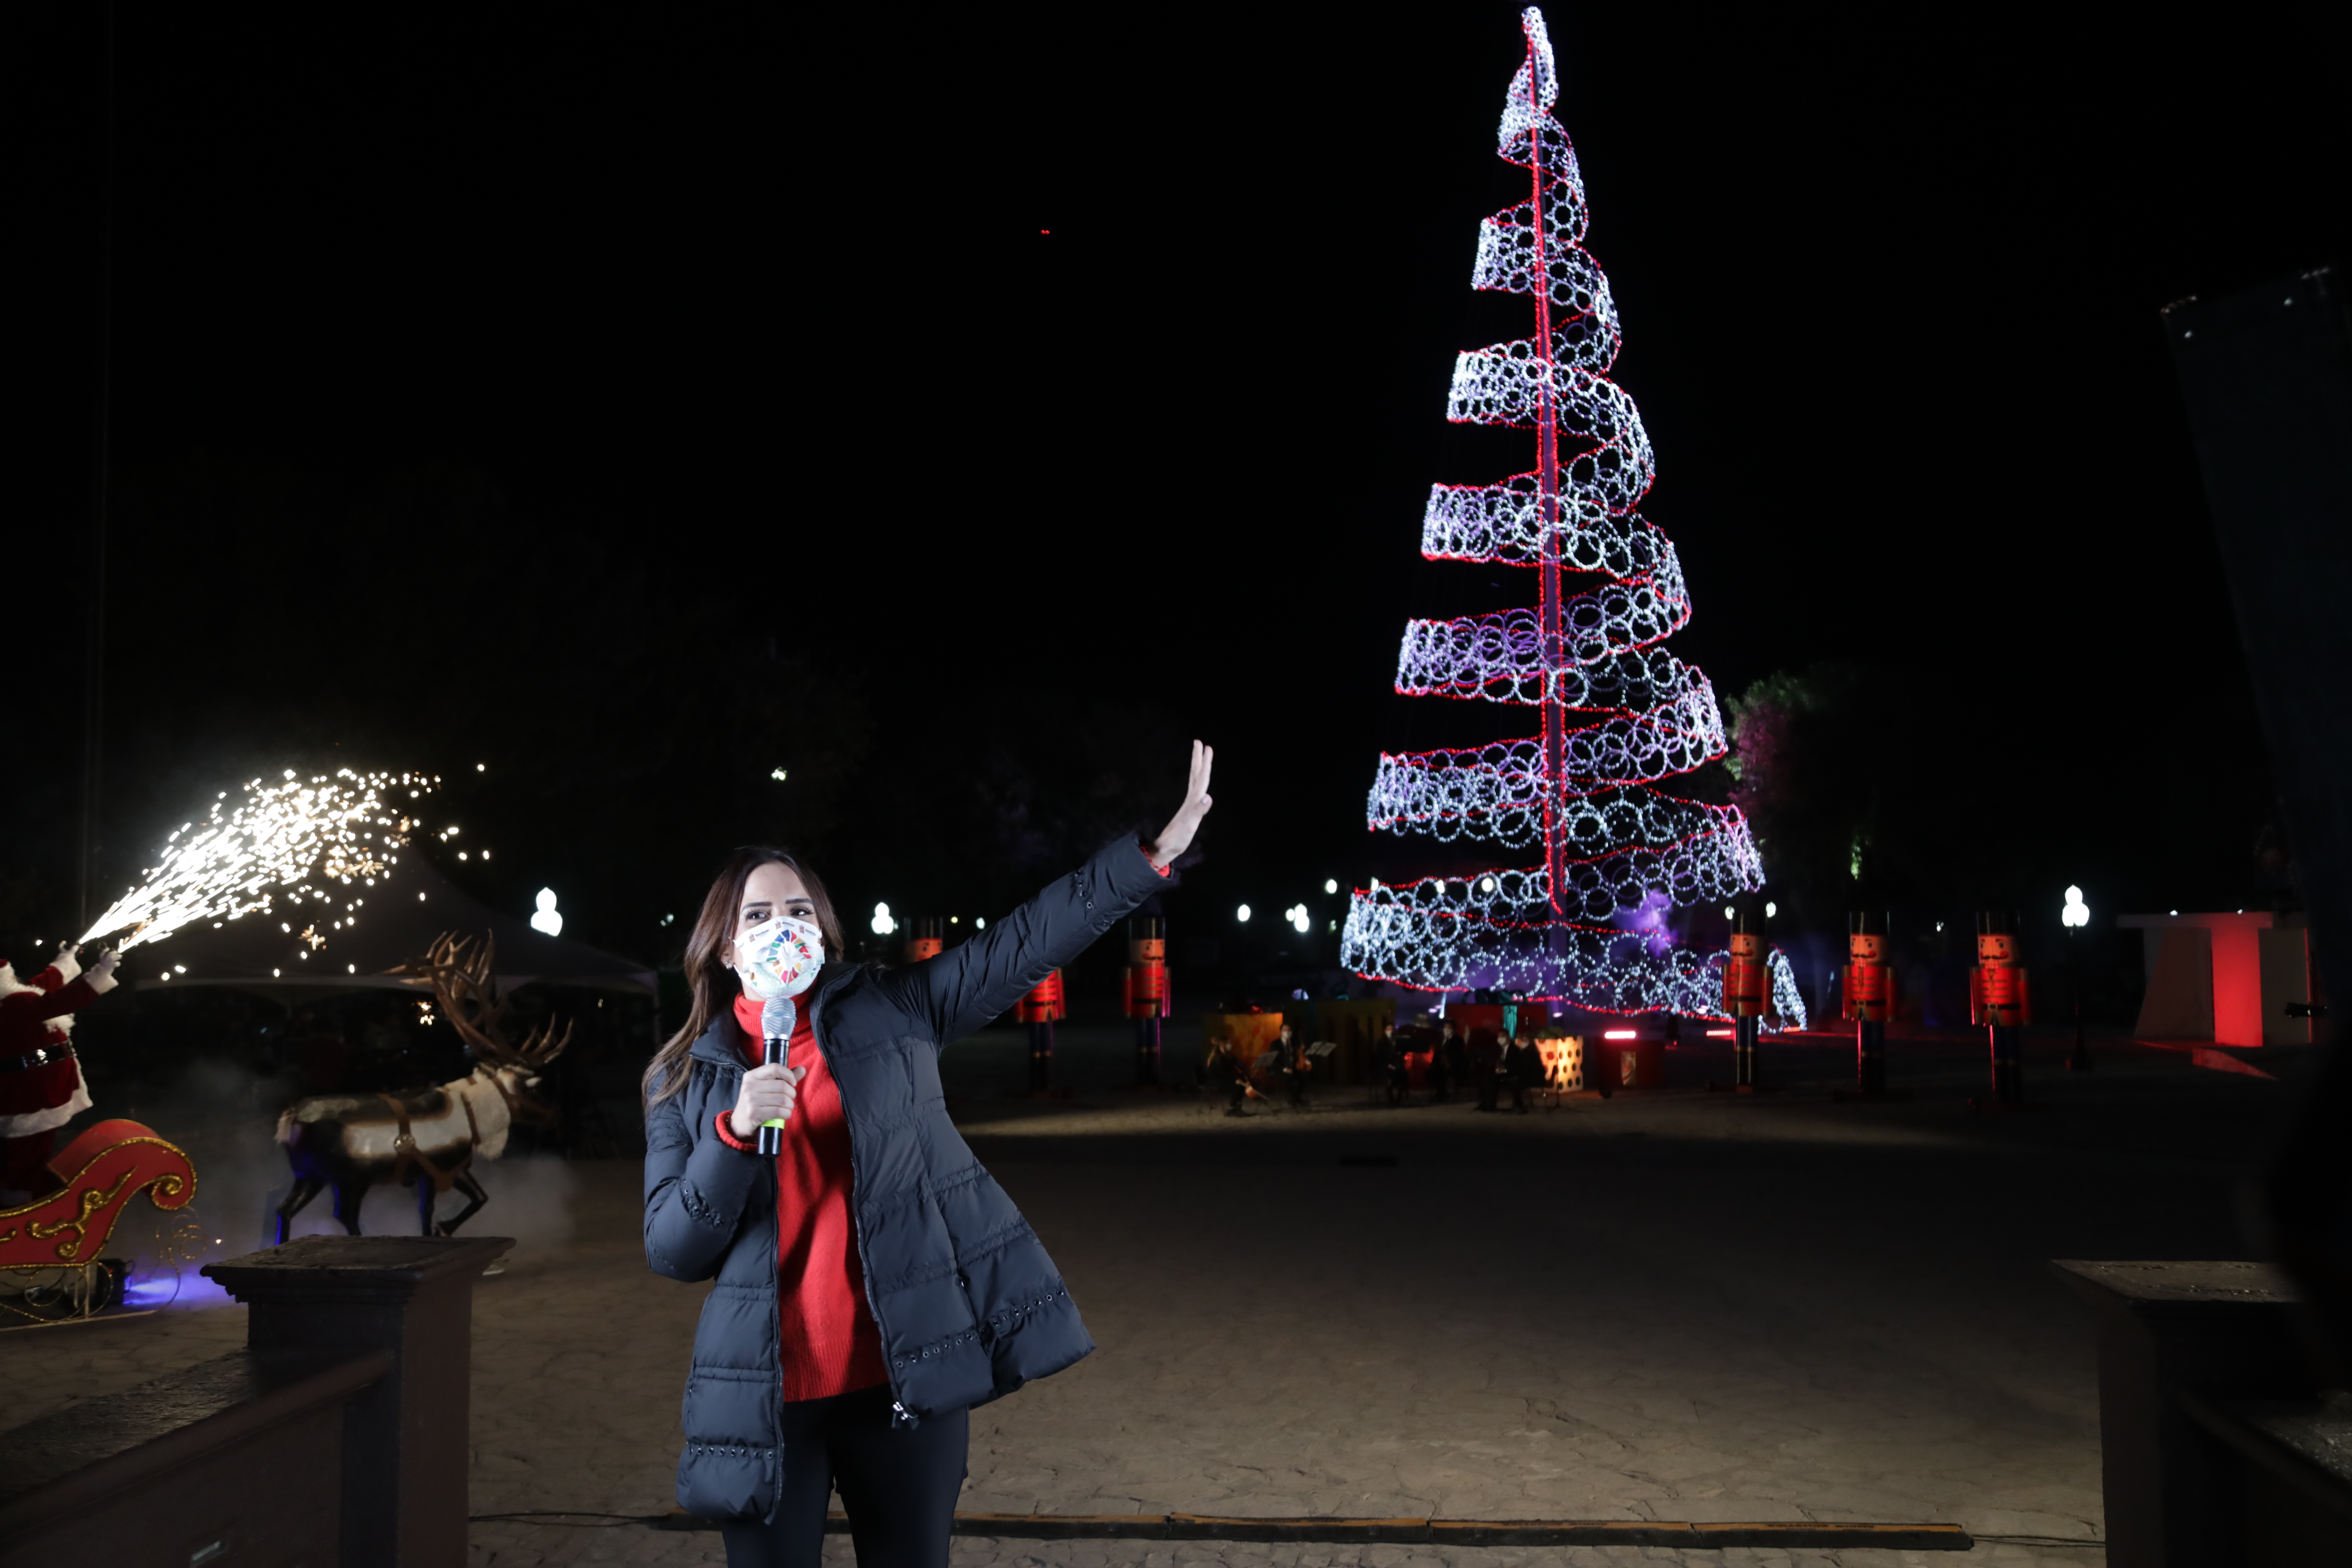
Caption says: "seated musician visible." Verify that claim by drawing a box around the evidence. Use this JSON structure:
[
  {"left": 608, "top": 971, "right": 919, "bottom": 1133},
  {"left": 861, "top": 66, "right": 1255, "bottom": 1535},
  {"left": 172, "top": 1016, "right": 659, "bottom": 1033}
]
[
  {"left": 1427, "top": 1018, "right": 1456, "bottom": 1102},
  {"left": 1269, "top": 1022, "right": 1308, "bottom": 1107},
  {"left": 1206, "top": 1037, "right": 1247, "bottom": 1115},
  {"left": 1502, "top": 1030, "right": 1542, "bottom": 1113},
  {"left": 1380, "top": 1024, "right": 1410, "bottom": 1106},
  {"left": 1471, "top": 1025, "right": 1503, "bottom": 1112}
]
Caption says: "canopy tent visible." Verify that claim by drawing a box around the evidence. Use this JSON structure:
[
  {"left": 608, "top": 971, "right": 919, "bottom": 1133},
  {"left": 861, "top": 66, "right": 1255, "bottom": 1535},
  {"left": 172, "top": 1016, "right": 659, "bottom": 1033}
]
[{"left": 120, "top": 852, "right": 656, "bottom": 999}]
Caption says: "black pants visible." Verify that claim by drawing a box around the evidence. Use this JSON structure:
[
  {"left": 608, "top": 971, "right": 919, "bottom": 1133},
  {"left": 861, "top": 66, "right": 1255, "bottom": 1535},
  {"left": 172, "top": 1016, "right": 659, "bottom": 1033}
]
[{"left": 720, "top": 1384, "right": 968, "bottom": 1568}]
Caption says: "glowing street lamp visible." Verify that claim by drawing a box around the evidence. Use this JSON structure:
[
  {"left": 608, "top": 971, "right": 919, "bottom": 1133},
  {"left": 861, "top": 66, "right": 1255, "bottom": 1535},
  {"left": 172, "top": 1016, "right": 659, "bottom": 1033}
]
[{"left": 2062, "top": 886, "right": 2091, "bottom": 1071}]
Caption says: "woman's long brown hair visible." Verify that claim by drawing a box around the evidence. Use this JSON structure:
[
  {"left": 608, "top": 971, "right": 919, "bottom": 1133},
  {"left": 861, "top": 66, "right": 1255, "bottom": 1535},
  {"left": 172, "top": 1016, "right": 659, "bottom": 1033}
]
[{"left": 640, "top": 846, "right": 847, "bottom": 1110}]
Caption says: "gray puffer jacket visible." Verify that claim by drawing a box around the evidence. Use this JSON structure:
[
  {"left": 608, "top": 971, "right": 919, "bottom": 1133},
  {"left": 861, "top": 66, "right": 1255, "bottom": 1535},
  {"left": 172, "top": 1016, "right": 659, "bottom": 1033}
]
[{"left": 643, "top": 835, "right": 1170, "bottom": 1522}]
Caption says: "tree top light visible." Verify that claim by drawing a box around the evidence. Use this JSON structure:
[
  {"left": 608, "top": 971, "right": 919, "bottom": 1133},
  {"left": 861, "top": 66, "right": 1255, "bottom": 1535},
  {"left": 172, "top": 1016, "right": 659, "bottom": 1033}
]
[{"left": 2063, "top": 887, "right": 2090, "bottom": 929}]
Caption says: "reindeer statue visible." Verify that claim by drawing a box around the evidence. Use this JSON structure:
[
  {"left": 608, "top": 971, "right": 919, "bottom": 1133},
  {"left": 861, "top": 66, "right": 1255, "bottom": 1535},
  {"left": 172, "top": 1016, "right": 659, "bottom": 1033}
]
[{"left": 273, "top": 933, "right": 573, "bottom": 1242}]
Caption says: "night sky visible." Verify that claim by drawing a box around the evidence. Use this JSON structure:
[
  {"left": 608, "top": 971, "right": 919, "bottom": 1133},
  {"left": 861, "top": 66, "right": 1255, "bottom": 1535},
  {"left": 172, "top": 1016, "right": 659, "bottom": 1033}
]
[{"left": 9, "top": 4, "right": 2349, "bottom": 989}]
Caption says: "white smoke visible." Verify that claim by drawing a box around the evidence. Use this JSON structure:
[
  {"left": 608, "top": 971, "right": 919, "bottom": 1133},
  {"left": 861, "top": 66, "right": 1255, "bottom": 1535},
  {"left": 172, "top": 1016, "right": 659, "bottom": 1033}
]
[{"left": 92, "top": 1058, "right": 578, "bottom": 1311}]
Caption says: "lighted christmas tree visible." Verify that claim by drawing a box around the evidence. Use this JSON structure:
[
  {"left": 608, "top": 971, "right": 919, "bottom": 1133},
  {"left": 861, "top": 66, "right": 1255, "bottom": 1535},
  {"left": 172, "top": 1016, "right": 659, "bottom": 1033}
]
[{"left": 1342, "top": 7, "right": 1805, "bottom": 1026}]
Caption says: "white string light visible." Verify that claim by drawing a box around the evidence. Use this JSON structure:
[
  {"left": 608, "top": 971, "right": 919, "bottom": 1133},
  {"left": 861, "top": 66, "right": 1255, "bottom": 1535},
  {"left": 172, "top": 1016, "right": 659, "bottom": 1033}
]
[{"left": 1346, "top": 876, "right": 1807, "bottom": 1020}]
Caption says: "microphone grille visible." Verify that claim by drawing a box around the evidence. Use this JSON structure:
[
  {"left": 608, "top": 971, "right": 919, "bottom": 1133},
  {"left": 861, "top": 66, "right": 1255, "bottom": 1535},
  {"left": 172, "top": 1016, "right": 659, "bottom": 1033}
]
[{"left": 761, "top": 995, "right": 796, "bottom": 1040}]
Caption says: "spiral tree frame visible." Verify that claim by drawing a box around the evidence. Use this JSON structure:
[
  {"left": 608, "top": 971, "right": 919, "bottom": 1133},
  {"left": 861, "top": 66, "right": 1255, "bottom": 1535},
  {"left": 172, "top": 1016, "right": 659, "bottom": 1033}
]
[{"left": 1342, "top": 7, "right": 1805, "bottom": 1027}]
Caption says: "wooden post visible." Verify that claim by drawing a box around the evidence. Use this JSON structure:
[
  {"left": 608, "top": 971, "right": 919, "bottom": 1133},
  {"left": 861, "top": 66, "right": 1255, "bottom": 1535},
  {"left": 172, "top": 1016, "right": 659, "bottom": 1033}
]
[
  {"left": 205, "top": 1233, "right": 513, "bottom": 1568},
  {"left": 2050, "top": 1260, "right": 2313, "bottom": 1566}
]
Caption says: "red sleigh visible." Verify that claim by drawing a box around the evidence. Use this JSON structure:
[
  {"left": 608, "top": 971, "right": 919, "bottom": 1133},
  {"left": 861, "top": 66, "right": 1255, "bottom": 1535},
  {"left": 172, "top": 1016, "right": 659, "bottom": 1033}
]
[{"left": 0, "top": 1120, "right": 196, "bottom": 1324}]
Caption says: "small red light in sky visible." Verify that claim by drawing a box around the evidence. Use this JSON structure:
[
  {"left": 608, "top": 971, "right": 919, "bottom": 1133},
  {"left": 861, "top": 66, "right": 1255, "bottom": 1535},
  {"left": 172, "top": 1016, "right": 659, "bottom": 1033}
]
[
  {"left": 1603, "top": 1029, "right": 1638, "bottom": 1039},
  {"left": 1039, "top": 229, "right": 1050, "bottom": 234}
]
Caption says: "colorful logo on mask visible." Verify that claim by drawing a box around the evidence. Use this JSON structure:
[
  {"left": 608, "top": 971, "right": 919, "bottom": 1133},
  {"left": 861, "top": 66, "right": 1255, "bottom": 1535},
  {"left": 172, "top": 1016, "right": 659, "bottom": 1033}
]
[{"left": 741, "top": 915, "right": 824, "bottom": 1000}]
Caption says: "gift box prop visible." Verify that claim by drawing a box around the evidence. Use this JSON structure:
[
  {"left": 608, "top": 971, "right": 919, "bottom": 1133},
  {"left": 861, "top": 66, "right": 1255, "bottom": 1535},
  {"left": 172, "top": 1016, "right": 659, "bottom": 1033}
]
[{"left": 0, "top": 1118, "right": 195, "bottom": 1325}]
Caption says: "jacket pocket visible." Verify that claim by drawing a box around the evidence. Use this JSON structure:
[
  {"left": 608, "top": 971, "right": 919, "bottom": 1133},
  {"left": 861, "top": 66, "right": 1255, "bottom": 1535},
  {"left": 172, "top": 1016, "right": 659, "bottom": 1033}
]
[
  {"left": 676, "top": 1436, "right": 774, "bottom": 1522},
  {"left": 908, "top": 1045, "right": 945, "bottom": 1106}
]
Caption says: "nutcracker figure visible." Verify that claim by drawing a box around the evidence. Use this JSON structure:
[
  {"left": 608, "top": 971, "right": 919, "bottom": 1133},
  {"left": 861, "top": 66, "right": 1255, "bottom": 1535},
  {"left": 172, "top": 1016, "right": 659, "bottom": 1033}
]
[
  {"left": 1017, "top": 968, "right": 1065, "bottom": 1092},
  {"left": 1843, "top": 911, "right": 1897, "bottom": 1094},
  {"left": 903, "top": 915, "right": 943, "bottom": 965},
  {"left": 2, "top": 943, "right": 120, "bottom": 1202},
  {"left": 1723, "top": 905, "right": 1769, "bottom": 1088},
  {"left": 1124, "top": 915, "right": 1169, "bottom": 1086},
  {"left": 1969, "top": 910, "right": 2031, "bottom": 1106}
]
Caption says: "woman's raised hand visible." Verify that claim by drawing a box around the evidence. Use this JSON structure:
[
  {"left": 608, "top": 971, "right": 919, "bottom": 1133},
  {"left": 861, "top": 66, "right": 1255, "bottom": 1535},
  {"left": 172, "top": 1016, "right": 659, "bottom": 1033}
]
[
  {"left": 729, "top": 1063, "right": 804, "bottom": 1140},
  {"left": 1147, "top": 740, "right": 1215, "bottom": 869}
]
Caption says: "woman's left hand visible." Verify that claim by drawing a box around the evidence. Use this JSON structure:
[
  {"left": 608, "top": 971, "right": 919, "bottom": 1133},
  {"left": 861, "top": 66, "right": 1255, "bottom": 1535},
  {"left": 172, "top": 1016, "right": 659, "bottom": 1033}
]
[{"left": 1147, "top": 741, "right": 1215, "bottom": 869}]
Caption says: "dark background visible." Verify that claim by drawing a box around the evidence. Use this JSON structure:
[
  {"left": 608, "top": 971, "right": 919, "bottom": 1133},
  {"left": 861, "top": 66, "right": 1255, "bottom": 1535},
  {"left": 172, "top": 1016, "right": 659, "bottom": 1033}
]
[{"left": 7, "top": 2, "right": 2347, "bottom": 1018}]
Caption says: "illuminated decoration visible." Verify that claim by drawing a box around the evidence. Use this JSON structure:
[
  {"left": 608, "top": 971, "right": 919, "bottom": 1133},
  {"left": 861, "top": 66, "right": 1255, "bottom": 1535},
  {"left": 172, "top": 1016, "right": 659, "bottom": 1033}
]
[
  {"left": 80, "top": 770, "right": 438, "bottom": 956},
  {"left": 1343, "top": 8, "right": 1802, "bottom": 1026},
  {"left": 530, "top": 888, "right": 564, "bottom": 937}
]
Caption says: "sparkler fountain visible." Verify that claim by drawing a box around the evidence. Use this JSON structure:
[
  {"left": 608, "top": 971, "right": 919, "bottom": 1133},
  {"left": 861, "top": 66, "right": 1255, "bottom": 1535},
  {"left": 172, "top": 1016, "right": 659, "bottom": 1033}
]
[
  {"left": 78, "top": 769, "right": 438, "bottom": 957},
  {"left": 1342, "top": 7, "right": 1805, "bottom": 1026}
]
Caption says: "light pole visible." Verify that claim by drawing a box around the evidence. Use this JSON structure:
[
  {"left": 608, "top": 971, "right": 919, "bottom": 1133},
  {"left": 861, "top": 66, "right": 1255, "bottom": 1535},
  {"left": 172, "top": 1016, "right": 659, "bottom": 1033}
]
[{"left": 2062, "top": 886, "right": 2092, "bottom": 1071}]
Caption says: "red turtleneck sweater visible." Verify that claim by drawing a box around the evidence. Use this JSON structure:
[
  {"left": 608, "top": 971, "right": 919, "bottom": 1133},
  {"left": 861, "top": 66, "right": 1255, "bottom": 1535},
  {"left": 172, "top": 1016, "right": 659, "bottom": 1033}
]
[{"left": 715, "top": 992, "right": 889, "bottom": 1401}]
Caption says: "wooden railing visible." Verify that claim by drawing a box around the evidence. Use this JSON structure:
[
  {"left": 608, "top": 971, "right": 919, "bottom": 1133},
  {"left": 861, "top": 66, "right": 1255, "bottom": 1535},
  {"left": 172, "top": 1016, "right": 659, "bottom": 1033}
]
[{"left": 0, "top": 1233, "right": 511, "bottom": 1568}]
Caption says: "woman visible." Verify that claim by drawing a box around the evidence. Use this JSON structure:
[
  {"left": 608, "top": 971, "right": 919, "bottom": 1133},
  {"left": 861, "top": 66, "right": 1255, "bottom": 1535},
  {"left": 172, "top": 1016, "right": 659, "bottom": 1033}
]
[{"left": 643, "top": 742, "right": 1213, "bottom": 1567}]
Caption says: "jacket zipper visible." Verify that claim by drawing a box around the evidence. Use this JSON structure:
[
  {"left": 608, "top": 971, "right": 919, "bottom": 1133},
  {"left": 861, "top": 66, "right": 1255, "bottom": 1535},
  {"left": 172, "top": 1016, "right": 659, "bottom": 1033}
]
[{"left": 806, "top": 969, "right": 912, "bottom": 1426}]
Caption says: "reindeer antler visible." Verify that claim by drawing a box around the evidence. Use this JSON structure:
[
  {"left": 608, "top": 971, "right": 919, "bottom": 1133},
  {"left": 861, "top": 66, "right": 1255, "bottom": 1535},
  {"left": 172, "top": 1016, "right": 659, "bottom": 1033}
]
[{"left": 393, "top": 932, "right": 572, "bottom": 1069}]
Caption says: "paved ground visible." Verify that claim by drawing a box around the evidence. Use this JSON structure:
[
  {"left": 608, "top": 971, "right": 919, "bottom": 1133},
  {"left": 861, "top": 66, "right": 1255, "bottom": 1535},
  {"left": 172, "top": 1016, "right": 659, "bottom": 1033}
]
[{"left": 2, "top": 1024, "right": 2306, "bottom": 1565}]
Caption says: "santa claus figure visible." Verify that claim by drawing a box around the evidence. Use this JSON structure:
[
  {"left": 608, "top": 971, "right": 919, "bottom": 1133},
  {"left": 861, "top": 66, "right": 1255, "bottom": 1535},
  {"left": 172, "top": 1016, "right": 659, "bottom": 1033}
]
[{"left": 2, "top": 942, "right": 120, "bottom": 1203}]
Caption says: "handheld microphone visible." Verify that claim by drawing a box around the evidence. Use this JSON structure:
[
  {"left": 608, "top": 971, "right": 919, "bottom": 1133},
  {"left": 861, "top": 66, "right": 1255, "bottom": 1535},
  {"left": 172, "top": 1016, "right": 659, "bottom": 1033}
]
[{"left": 758, "top": 995, "right": 796, "bottom": 1156}]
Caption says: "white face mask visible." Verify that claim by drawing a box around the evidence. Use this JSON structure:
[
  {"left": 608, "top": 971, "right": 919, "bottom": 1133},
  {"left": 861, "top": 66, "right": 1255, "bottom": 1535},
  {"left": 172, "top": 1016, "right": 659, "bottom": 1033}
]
[{"left": 733, "top": 913, "right": 826, "bottom": 1000}]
